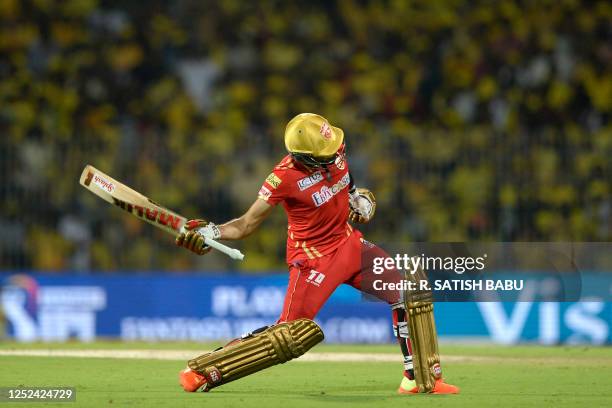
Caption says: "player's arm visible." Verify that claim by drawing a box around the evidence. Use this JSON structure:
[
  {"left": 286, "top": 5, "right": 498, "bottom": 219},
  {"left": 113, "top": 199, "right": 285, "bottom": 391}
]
[
  {"left": 218, "top": 198, "right": 273, "bottom": 240},
  {"left": 176, "top": 198, "right": 273, "bottom": 255}
]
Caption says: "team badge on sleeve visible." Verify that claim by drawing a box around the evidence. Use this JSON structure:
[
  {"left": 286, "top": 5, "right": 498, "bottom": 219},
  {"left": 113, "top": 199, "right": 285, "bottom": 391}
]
[
  {"left": 265, "top": 173, "right": 282, "bottom": 189},
  {"left": 258, "top": 186, "right": 272, "bottom": 201}
]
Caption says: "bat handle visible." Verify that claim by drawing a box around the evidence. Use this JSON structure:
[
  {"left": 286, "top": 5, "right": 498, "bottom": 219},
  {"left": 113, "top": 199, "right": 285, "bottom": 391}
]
[{"left": 204, "top": 237, "right": 245, "bottom": 261}]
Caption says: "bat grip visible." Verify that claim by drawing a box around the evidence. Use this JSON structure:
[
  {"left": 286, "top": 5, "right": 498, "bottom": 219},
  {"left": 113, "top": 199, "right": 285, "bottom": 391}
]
[{"left": 204, "top": 237, "right": 245, "bottom": 261}]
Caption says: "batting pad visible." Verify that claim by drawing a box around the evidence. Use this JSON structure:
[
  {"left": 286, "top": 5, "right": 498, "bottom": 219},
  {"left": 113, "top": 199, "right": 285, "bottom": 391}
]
[
  {"left": 404, "top": 268, "right": 443, "bottom": 393},
  {"left": 188, "top": 319, "right": 324, "bottom": 390}
]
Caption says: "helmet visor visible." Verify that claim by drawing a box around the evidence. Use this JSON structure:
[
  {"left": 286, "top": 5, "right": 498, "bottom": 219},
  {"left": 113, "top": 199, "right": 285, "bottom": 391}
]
[{"left": 291, "top": 152, "right": 337, "bottom": 169}]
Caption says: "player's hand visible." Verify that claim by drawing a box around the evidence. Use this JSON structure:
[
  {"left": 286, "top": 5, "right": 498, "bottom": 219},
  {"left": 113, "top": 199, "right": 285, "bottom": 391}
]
[
  {"left": 175, "top": 219, "right": 221, "bottom": 255},
  {"left": 349, "top": 188, "right": 376, "bottom": 224}
]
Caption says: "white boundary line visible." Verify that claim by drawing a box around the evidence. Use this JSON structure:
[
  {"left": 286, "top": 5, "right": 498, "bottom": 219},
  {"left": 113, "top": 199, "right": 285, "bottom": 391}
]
[
  {"left": 0, "top": 349, "right": 401, "bottom": 361},
  {"left": 0, "top": 349, "right": 576, "bottom": 364}
]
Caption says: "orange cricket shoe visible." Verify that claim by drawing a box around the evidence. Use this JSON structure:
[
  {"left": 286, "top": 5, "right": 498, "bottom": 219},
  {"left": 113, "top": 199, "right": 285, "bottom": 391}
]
[
  {"left": 179, "top": 367, "right": 208, "bottom": 392},
  {"left": 398, "top": 377, "right": 460, "bottom": 395}
]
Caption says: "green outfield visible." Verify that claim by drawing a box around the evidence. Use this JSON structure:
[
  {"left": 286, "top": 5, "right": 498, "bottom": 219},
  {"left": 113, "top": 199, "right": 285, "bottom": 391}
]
[{"left": 0, "top": 342, "right": 610, "bottom": 408}]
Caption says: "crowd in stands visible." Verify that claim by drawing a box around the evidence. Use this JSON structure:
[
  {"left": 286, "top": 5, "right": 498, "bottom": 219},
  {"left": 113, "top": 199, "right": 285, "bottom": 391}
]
[{"left": 0, "top": 0, "right": 609, "bottom": 272}]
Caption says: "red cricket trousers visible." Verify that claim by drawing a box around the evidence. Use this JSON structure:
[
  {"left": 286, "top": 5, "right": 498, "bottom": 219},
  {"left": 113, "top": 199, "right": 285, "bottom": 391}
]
[{"left": 278, "top": 230, "right": 401, "bottom": 322}]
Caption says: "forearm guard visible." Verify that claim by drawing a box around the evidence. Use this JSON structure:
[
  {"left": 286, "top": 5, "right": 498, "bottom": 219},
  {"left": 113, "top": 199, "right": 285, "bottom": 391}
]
[
  {"left": 188, "top": 319, "right": 324, "bottom": 390},
  {"left": 404, "top": 268, "right": 442, "bottom": 393}
]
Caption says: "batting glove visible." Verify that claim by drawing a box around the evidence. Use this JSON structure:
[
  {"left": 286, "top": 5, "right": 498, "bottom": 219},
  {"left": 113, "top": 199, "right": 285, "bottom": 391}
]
[
  {"left": 349, "top": 188, "right": 376, "bottom": 224},
  {"left": 176, "top": 219, "right": 221, "bottom": 255}
]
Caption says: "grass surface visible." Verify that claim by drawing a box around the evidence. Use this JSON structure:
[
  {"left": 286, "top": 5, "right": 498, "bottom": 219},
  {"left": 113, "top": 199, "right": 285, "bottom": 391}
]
[{"left": 0, "top": 342, "right": 610, "bottom": 407}]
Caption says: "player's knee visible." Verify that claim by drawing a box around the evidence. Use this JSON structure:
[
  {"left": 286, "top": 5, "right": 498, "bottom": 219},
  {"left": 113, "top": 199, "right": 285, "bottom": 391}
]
[{"left": 279, "top": 306, "right": 318, "bottom": 322}]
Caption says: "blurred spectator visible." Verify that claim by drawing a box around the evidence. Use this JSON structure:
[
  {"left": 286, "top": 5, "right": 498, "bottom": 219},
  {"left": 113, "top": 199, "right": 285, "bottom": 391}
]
[{"left": 0, "top": 0, "right": 610, "bottom": 272}]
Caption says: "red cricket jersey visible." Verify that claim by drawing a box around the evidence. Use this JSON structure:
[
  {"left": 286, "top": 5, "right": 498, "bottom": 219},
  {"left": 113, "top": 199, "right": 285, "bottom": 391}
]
[{"left": 258, "top": 147, "right": 354, "bottom": 264}]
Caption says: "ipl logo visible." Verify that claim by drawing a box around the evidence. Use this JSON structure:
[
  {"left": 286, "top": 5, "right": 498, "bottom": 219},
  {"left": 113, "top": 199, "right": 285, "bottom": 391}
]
[{"left": 1, "top": 274, "right": 106, "bottom": 342}]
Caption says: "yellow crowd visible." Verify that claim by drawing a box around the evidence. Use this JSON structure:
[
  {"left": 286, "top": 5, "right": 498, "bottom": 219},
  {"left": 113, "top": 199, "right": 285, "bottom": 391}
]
[{"left": 0, "top": 0, "right": 609, "bottom": 272}]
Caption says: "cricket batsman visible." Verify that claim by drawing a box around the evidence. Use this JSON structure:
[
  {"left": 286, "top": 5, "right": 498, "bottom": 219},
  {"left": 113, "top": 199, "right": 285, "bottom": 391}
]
[{"left": 176, "top": 113, "right": 459, "bottom": 394}]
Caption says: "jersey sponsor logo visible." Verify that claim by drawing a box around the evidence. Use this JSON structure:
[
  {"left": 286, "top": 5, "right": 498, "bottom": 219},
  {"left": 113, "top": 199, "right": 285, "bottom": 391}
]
[
  {"left": 306, "top": 270, "right": 325, "bottom": 286},
  {"left": 320, "top": 122, "right": 332, "bottom": 139},
  {"left": 297, "top": 172, "right": 324, "bottom": 191},
  {"left": 265, "top": 173, "right": 282, "bottom": 189},
  {"left": 311, "top": 173, "right": 350, "bottom": 207},
  {"left": 258, "top": 186, "right": 272, "bottom": 201}
]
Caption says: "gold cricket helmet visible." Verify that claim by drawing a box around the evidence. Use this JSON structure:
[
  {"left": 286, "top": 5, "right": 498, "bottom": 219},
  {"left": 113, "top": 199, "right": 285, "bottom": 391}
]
[{"left": 284, "top": 113, "right": 344, "bottom": 165}]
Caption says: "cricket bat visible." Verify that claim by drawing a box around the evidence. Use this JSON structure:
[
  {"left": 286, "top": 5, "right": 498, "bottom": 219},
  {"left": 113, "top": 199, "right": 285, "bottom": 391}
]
[{"left": 79, "top": 164, "right": 244, "bottom": 261}]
